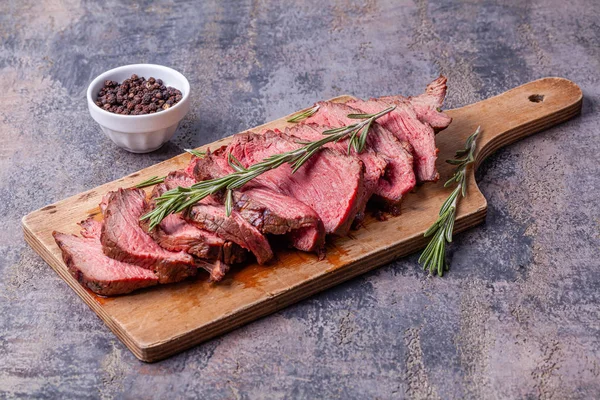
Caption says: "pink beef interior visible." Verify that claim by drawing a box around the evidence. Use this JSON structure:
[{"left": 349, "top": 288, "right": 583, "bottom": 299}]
[
  {"left": 193, "top": 148, "right": 326, "bottom": 253},
  {"left": 302, "top": 101, "right": 416, "bottom": 205},
  {"left": 347, "top": 99, "right": 439, "bottom": 182},
  {"left": 101, "top": 188, "right": 197, "bottom": 284},
  {"left": 285, "top": 123, "right": 385, "bottom": 220},
  {"left": 147, "top": 175, "right": 247, "bottom": 264},
  {"left": 53, "top": 230, "right": 158, "bottom": 296},
  {"left": 186, "top": 202, "right": 274, "bottom": 264},
  {"left": 227, "top": 130, "right": 365, "bottom": 236},
  {"left": 379, "top": 76, "right": 452, "bottom": 132}
]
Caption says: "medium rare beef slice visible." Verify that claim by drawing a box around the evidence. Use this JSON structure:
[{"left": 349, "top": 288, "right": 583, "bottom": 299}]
[
  {"left": 300, "top": 102, "right": 416, "bottom": 205},
  {"left": 193, "top": 148, "right": 326, "bottom": 253},
  {"left": 146, "top": 211, "right": 225, "bottom": 258},
  {"left": 284, "top": 122, "right": 386, "bottom": 212},
  {"left": 346, "top": 98, "right": 439, "bottom": 182},
  {"left": 161, "top": 169, "right": 196, "bottom": 189},
  {"left": 160, "top": 169, "right": 256, "bottom": 262},
  {"left": 186, "top": 203, "right": 274, "bottom": 264},
  {"left": 379, "top": 76, "right": 452, "bottom": 132},
  {"left": 174, "top": 166, "right": 275, "bottom": 264},
  {"left": 80, "top": 217, "right": 102, "bottom": 238},
  {"left": 53, "top": 229, "right": 159, "bottom": 296},
  {"left": 233, "top": 187, "right": 325, "bottom": 252},
  {"left": 365, "top": 124, "right": 416, "bottom": 209},
  {"left": 101, "top": 188, "right": 197, "bottom": 284},
  {"left": 289, "top": 112, "right": 388, "bottom": 197},
  {"left": 184, "top": 155, "right": 203, "bottom": 177},
  {"left": 226, "top": 130, "right": 365, "bottom": 236},
  {"left": 146, "top": 178, "right": 247, "bottom": 264}
]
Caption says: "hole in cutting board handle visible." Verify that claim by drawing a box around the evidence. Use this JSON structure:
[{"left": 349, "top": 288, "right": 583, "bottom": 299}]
[{"left": 529, "top": 94, "right": 545, "bottom": 103}]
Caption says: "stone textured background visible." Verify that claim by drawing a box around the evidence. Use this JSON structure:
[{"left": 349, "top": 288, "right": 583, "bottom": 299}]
[{"left": 1, "top": 0, "right": 599, "bottom": 398}]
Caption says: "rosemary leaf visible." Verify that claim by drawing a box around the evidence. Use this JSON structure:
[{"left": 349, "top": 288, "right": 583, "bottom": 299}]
[
  {"left": 227, "top": 153, "right": 247, "bottom": 173},
  {"left": 185, "top": 148, "right": 206, "bottom": 158},
  {"left": 347, "top": 112, "right": 374, "bottom": 119},
  {"left": 287, "top": 104, "right": 320, "bottom": 123},
  {"left": 225, "top": 189, "right": 233, "bottom": 217},
  {"left": 134, "top": 176, "right": 165, "bottom": 189},
  {"left": 419, "top": 126, "right": 480, "bottom": 276},
  {"left": 322, "top": 125, "right": 350, "bottom": 135}
]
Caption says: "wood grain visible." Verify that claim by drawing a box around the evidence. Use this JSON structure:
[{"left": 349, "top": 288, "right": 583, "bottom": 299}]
[{"left": 22, "top": 77, "right": 582, "bottom": 362}]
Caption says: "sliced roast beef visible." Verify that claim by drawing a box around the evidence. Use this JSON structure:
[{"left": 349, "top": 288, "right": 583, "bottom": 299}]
[
  {"left": 53, "top": 222, "right": 159, "bottom": 296},
  {"left": 233, "top": 187, "right": 325, "bottom": 252},
  {"left": 291, "top": 113, "right": 388, "bottom": 206},
  {"left": 154, "top": 169, "right": 273, "bottom": 264},
  {"left": 346, "top": 98, "right": 439, "bottom": 182},
  {"left": 101, "top": 188, "right": 197, "bottom": 284},
  {"left": 184, "top": 155, "right": 202, "bottom": 177},
  {"left": 186, "top": 203, "right": 274, "bottom": 264},
  {"left": 193, "top": 149, "right": 326, "bottom": 253},
  {"left": 379, "top": 76, "right": 452, "bottom": 132},
  {"left": 145, "top": 205, "right": 229, "bottom": 259},
  {"left": 226, "top": 130, "right": 366, "bottom": 236},
  {"left": 145, "top": 172, "right": 247, "bottom": 265},
  {"left": 300, "top": 101, "right": 416, "bottom": 207},
  {"left": 163, "top": 169, "right": 195, "bottom": 188},
  {"left": 284, "top": 122, "right": 386, "bottom": 207},
  {"left": 80, "top": 217, "right": 102, "bottom": 238}
]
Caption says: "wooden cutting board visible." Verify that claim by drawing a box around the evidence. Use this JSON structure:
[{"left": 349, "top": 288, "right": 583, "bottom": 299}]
[{"left": 22, "top": 77, "right": 582, "bottom": 362}]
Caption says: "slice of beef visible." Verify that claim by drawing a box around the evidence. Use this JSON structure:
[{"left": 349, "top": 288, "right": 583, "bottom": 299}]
[
  {"left": 184, "top": 155, "right": 202, "bottom": 177},
  {"left": 53, "top": 227, "right": 159, "bottom": 296},
  {"left": 379, "top": 76, "right": 452, "bottom": 132},
  {"left": 101, "top": 188, "right": 197, "bottom": 284},
  {"left": 193, "top": 149, "right": 326, "bottom": 253},
  {"left": 158, "top": 169, "right": 271, "bottom": 263},
  {"left": 233, "top": 187, "right": 325, "bottom": 252},
  {"left": 145, "top": 205, "right": 228, "bottom": 259},
  {"left": 346, "top": 98, "right": 439, "bottom": 182},
  {"left": 300, "top": 101, "right": 416, "bottom": 207},
  {"left": 186, "top": 203, "right": 274, "bottom": 264},
  {"left": 226, "top": 130, "right": 366, "bottom": 236},
  {"left": 284, "top": 122, "right": 386, "bottom": 208},
  {"left": 145, "top": 173, "right": 247, "bottom": 265},
  {"left": 80, "top": 217, "right": 102, "bottom": 238},
  {"left": 365, "top": 125, "right": 416, "bottom": 209},
  {"left": 162, "top": 169, "right": 196, "bottom": 188}
]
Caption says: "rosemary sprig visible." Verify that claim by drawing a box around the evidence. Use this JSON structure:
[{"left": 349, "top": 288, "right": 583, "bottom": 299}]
[
  {"left": 134, "top": 150, "right": 205, "bottom": 188},
  {"left": 134, "top": 176, "right": 165, "bottom": 189},
  {"left": 141, "top": 105, "right": 396, "bottom": 229},
  {"left": 419, "top": 126, "right": 480, "bottom": 276},
  {"left": 185, "top": 148, "right": 206, "bottom": 158},
  {"left": 287, "top": 104, "right": 320, "bottom": 123}
]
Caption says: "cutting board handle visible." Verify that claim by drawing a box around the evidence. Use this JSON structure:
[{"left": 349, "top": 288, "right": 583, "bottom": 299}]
[{"left": 439, "top": 77, "right": 583, "bottom": 168}]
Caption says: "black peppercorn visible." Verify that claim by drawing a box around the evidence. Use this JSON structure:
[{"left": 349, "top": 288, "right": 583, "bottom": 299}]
[{"left": 95, "top": 74, "right": 183, "bottom": 115}]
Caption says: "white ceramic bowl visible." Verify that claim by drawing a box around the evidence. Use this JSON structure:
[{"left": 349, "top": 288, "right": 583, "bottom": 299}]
[{"left": 87, "top": 64, "right": 190, "bottom": 153}]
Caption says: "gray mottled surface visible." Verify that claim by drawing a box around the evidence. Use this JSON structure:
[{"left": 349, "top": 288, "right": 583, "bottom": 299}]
[{"left": 1, "top": 0, "right": 599, "bottom": 398}]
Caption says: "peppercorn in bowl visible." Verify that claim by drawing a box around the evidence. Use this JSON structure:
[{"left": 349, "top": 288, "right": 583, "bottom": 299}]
[{"left": 87, "top": 64, "right": 190, "bottom": 153}]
